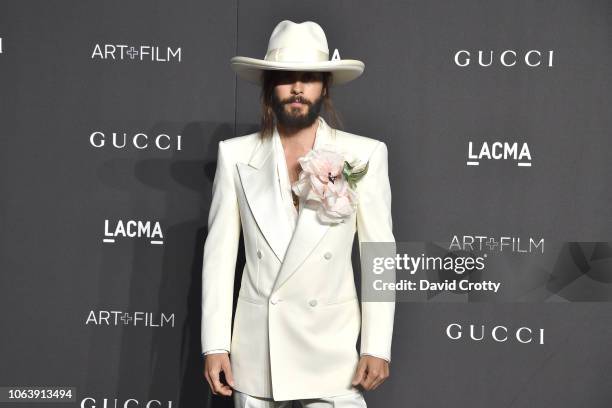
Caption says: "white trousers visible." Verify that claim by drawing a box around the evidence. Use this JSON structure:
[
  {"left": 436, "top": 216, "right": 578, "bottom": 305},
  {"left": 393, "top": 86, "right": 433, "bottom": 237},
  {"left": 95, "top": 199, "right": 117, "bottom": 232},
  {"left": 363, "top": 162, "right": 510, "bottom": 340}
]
[{"left": 233, "top": 390, "right": 367, "bottom": 408}]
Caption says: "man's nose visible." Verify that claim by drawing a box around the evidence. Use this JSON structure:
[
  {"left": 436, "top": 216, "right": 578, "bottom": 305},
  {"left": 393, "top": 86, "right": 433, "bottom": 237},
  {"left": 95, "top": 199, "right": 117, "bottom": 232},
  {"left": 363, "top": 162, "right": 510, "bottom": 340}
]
[{"left": 291, "top": 81, "right": 304, "bottom": 92}]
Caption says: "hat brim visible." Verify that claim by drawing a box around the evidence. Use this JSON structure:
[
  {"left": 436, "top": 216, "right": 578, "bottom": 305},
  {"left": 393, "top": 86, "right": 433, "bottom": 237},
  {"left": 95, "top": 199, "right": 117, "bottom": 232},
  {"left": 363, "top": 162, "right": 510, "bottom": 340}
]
[{"left": 230, "top": 56, "right": 365, "bottom": 86}]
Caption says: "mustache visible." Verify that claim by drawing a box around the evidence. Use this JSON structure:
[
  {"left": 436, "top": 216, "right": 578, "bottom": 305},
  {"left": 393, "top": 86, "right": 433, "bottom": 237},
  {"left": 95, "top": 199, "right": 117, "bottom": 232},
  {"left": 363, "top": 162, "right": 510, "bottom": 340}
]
[{"left": 283, "top": 96, "right": 311, "bottom": 105}]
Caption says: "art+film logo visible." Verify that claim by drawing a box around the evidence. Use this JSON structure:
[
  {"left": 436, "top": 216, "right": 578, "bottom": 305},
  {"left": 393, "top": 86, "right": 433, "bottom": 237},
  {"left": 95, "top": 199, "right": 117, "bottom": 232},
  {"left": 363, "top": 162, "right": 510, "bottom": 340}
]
[
  {"left": 85, "top": 310, "right": 175, "bottom": 327},
  {"left": 449, "top": 235, "right": 545, "bottom": 254},
  {"left": 91, "top": 43, "right": 182, "bottom": 62}
]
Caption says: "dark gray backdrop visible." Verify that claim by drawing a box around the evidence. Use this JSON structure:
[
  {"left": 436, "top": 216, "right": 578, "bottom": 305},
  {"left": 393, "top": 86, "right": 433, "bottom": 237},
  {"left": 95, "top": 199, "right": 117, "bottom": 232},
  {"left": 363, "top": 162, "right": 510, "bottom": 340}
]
[{"left": 1, "top": 1, "right": 611, "bottom": 407}]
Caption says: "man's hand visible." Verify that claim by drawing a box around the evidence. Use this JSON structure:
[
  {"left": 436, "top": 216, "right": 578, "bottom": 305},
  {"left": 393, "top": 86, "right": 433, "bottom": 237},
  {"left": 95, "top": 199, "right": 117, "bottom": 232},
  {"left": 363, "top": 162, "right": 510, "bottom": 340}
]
[
  {"left": 351, "top": 355, "right": 390, "bottom": 391},
  {"left": 203, "top": 353, "right": 235, "bottom": 396}
]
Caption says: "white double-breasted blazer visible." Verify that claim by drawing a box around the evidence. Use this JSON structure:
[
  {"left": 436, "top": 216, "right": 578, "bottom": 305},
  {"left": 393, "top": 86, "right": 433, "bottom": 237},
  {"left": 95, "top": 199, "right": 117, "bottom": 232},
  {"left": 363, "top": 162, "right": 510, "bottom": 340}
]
[{"left": 201, "top": 116, "right": 395, "bottom": 401}]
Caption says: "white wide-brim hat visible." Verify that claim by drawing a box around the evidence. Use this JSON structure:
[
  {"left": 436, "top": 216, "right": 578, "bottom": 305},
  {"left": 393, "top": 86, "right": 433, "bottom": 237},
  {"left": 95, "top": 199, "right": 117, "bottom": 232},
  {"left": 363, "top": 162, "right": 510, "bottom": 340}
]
[{"left": 230, "top": 20, "right": 365, "bottom": 86}]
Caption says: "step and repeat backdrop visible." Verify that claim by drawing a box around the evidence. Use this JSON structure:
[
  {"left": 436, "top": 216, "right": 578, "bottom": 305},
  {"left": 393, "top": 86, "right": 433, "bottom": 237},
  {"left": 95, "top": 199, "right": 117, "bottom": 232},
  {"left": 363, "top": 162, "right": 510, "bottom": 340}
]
[{"left": 1, "top": 1, "right": 611, "bottom": 407}]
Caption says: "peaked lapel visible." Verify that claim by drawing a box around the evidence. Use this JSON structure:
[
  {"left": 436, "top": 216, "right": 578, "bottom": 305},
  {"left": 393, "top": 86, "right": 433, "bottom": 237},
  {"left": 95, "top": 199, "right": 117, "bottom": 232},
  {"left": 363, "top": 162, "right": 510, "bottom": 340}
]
[
  {"left": 270, "top": 116, "right": 337, "bottom": 292},
  {"left": 236, "top": 132, "right": 294, "bottom": 263}
]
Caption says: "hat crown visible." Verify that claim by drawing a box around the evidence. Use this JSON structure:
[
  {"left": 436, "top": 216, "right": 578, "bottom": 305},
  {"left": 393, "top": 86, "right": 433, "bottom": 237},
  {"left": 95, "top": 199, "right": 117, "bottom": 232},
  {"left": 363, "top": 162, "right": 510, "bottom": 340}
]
[{"left": 264, "top": 20, "right": 329, "bottom": 63}]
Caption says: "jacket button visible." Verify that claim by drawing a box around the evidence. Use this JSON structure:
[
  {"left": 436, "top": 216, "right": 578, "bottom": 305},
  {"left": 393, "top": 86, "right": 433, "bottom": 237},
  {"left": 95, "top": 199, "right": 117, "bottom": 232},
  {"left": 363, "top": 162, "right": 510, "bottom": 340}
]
[
  {"left": 257, "top": 249, "right": 262, "bottom": 259},
  {"left": 309, "top": 299, "right": 318, "bottom": 307},
  {"left": 270, "top": 296, "right": 279, "bottom": 305},
  {"left": 324, "top": 252, "right": 332, "bottom": 260}
]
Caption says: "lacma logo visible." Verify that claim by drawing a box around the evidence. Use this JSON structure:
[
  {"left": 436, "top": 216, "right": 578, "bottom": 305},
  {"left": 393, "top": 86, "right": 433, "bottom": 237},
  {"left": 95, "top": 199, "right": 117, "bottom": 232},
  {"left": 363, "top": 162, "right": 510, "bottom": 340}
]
[
  {"left": 103, "top": 219, "right": 164, "bottom": 245},
  {"left": 91, "top": 44, "right": 181, "bottom": 62},
  {"left": 85, "top": 310, "right": 175, "bottom": 327},
  {"left": 467, "top": 141, "right": 532, "bottom": 167}
]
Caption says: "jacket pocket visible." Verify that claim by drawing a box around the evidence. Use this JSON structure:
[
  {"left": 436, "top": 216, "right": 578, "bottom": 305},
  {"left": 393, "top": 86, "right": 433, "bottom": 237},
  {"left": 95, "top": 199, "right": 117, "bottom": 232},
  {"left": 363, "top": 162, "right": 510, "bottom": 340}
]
[
  {"left": 321, "top": 295, "right": 359, "bottom": 307},
  {"left": 237, "top": 295, "right": 264, "bottom": 305}
]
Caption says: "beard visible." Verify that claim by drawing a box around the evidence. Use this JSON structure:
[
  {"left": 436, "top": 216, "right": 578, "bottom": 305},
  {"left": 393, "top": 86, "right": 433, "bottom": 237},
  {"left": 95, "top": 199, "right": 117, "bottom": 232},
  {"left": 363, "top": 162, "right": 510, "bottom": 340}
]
[{"left": 271, "top": 92, "right": 324, "bottom": 130}]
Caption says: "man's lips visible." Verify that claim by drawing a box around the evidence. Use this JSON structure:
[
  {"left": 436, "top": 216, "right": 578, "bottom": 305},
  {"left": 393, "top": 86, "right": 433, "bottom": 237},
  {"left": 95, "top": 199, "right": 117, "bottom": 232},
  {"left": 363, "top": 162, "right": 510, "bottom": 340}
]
[{"left": 286, "top": 98, "right": 308, "bottom": 107}]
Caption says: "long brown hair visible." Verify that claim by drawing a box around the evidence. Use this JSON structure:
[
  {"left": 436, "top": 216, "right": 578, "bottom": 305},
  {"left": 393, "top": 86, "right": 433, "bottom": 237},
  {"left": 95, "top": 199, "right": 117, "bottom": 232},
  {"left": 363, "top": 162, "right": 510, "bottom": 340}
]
[{"left": 259, "top": 70, "right": 344, "bottom": 139}]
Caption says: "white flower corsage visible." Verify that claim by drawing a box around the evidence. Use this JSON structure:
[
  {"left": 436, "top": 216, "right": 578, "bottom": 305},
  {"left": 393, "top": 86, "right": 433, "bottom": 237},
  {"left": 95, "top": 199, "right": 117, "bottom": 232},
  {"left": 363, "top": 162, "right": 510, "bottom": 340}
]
[{"left": 291, "top": 144, "right": 369, "bottom": 224}]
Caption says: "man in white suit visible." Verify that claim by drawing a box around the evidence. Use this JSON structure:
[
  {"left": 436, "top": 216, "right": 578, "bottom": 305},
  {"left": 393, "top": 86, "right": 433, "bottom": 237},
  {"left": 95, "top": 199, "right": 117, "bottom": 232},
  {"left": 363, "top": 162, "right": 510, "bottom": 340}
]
[{"left": 201, "top": 20, "right": 396, "bottom": 407}]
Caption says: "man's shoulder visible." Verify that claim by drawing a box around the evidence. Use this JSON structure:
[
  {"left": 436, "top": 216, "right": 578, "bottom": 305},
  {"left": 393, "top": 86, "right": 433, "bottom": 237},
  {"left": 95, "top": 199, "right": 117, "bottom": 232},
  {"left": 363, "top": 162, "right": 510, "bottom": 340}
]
[
  {"left": 334, "top": 128, "right": 385, "bottom": 158},
  {"left": 220, "top": 131, "right": 260, "bottom": 148},
  {"left": 217, "top": 131, "right": 260, "bottom": 163}
]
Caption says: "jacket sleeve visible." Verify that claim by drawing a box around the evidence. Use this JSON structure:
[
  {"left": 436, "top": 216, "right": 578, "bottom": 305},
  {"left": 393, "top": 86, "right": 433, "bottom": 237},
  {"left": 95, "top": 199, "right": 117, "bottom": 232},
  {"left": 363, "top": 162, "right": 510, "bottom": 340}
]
[
  {"left": 201, "top": 140, "right": 241, "bottom": 354},
  {"left": 356, "top": 140, "right": 396, "bottom": 363}
]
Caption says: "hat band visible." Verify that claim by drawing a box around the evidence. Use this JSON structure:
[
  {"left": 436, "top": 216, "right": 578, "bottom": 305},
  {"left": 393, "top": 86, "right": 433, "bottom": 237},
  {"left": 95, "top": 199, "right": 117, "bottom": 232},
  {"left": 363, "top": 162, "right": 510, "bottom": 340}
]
[{"left": 264, "top": 47, "right": 329, "bottom": 63}]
